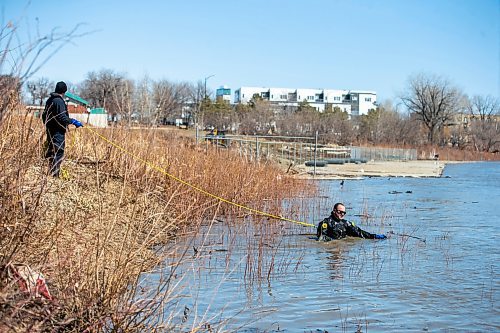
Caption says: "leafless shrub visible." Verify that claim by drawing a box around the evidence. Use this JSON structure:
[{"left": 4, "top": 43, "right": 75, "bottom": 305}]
[
  {"left": 0, "top": 100, "right": 310, "bottom": 331},
  {"left": 0, "top": 15, "right": 90, "bottom": 123}
]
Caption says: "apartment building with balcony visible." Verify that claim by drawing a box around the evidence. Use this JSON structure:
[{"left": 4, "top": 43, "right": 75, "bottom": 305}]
[{"left": 234, "top": 86, "right": 377, "bottom": 116}]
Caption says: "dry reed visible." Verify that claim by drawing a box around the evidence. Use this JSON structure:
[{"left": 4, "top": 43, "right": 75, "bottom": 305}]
[
  {"left": 417, "top": 145, "right": 500, "bottom": 161},
  {"left": 0, "top": 108, "right": 311, "bottom": 332}
]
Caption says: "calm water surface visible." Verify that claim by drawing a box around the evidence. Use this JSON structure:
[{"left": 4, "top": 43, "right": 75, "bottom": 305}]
[{"left": 161, "top": 162, "right": 499, "bottom": 332}]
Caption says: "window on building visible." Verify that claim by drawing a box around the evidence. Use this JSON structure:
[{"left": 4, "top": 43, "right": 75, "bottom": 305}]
[
  {"left": 334, "top": 96, "right": 341, "bottom": 101},
  {"left": 307, "top": 96, "right": 314, "bottom": 100}
]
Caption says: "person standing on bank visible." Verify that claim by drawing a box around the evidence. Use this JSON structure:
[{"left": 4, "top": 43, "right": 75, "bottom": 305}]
[
  {"left": 42, "top": 81, "right": 83, "bottom": 177},
  {"left": 317, "top": 203, "right": 387, "bottom": 241}
]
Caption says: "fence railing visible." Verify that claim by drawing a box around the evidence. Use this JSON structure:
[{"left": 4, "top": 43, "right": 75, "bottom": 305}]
[
  {"left": 350, "top": 147, "right": 417, "bottom": 161},
  {"left": 196, "top": 132, "right": 417, "bottom": 165}
]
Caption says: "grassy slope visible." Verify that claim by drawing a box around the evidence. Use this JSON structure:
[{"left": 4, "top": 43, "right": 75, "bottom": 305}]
[{"left": 0, "top": 115, "right": 312, "bottom": 332}]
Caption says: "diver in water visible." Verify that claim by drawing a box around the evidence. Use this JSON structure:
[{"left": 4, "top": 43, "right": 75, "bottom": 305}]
[{"left": 317, "top": 203, "right": 387, "bottom": 241}]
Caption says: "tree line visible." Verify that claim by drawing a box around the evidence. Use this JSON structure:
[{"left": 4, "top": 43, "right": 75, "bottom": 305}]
[{"left": 24, "top": 70, "right": 499, "bottom": 153}]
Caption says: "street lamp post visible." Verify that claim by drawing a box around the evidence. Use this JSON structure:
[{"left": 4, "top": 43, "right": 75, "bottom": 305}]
[
  {"left": 195, "top": 75, "right": 215, "bottom": 144},
  {"left": 204, "top": 74, "right": 215, "bottom": 99}
]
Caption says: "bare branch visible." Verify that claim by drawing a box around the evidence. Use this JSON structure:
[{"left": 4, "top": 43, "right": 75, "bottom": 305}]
[{"left": 401, "top": 73, "right": 463, "bottom": 144}]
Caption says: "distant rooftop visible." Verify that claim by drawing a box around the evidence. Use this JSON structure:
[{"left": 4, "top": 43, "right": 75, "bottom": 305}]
[
  {"left": 90, "top": 107, "right": 106, "bottom": 114},
  {"left": 65, "top": 91, "right": 89, "bottom": 106}
]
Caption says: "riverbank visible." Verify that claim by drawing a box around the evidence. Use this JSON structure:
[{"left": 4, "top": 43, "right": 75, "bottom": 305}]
[
  {"left": 287, "top": 160, "right": 448, "bottom": 179},
  {"left": 1, "top": 119, "right": 308, "bottom": 332}
]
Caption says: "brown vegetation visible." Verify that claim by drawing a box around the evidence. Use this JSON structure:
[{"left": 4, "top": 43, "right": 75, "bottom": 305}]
[
  {"left": 0, "top": 108, "right": 310, "bottom": 331},
  {"left": 416, "top": 144, "right": 500, "bottom": 161}
]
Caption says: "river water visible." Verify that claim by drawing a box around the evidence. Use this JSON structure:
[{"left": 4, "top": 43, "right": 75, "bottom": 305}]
[{"left": 160, "top": 162, "right": 499, "bottom": 332}]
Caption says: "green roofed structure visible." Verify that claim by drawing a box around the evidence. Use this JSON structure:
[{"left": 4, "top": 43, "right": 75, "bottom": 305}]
[
  {"left": 65, "top": 91, "right": 89, "bottom": 106},
  {"left": 90, "top": 107, "right": 107, "bottom": 114}
]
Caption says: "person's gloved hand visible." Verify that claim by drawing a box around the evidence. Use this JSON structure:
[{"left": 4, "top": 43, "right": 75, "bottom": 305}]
[
  {"left": 70, "top": 119, "right": 83, "bottom": 128},
  {"left": 375, "top": 234, "right": 387, "bottom": 239}
]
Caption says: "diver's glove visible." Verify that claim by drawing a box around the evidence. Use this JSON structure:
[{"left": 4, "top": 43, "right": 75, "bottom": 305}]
[{"left": 374, "top": 234, "right": 387, "bottom": 239}]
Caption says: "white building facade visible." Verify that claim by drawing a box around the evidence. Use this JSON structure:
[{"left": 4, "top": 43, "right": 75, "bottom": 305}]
[{"left": 234, "top": 87, "right": 377, "bottom": 116}]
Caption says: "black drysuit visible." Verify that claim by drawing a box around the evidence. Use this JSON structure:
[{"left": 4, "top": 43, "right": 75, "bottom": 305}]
[
  {"left": 42, "top": 93, "right": 71, "bottom": 176},
  {"left": 317, "top": 212, "right": 377, "bottom": 241}
]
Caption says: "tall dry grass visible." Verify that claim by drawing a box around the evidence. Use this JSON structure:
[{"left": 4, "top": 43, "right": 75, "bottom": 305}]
[
  {"left": 0, "top": 107, "right": 311, "bottom": 332},
  {"left": 417, "top": 145, "right": 500, "bottom": 161}
]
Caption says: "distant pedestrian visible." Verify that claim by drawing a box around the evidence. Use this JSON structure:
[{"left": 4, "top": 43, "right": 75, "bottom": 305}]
[
  {"left": 317, "top": 203, "right": 387, "bottom": 241},
  {"left": 42, "top": 81, "right": 83, "bottom": 177}
]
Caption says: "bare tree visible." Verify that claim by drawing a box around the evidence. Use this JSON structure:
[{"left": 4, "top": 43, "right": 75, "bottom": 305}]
[
  {"left": 134, "top": 76, "right": 156, "bottom": 125},
  {"left": 469, "top": 121, "right": 500, "bottom": 152},
  {"left": 392, "top": 110, "right": 424, "bottom": 146},
  {"left": 235, "top": 96, "right": 274, "bottom": 135},
  {"left": 284, "top": 100, "right": 318, "bottom": 136},
  {"left": 467, "top": 95, "right": 499, "bottom": 120},
  {"left": 26, "top": 81, "right": 37, "bottom": 105},
  {"left": 112, "top": 78, "right": 135, "bottom": 127},
  {"left": 448, "top": 119, "right": 469, "bottom": 149},
  {"left": 320, "top": 107, "right": 353, "bottom": 145},
  {"left": 80, "top": 69, "right": 128, "bottom": 121},
  {"left": 187, "top": 81, "right": 205, "bottom": 127},
  {"left": 153, "top": 80, "right": 190, "bottom": 124},
  {"left": 401, "top": 73, "right": 464, "bottom": 144},
  {"left": 467, "top": 95, "right": 500, "bottom": 152},
  {"left": 358, "top": 101, "right": 418, "bottom": 146},
  {"left": 26, "top": 77, "right": 53, "bottom": 105}
]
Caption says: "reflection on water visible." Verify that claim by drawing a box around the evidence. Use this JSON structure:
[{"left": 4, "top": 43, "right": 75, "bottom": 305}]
[{"left": 154, "top": 162, "right": 500, "bottom": 332}]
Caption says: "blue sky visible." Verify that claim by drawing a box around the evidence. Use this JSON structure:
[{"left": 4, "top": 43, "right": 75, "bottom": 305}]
[{"left": 3, "top": 0, "right": 499, "bottom": 102}]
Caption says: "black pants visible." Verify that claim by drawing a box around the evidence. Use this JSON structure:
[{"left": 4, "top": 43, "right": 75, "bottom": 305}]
[{"left": 45, "top": 129, "right": 65, "bottom": 177}]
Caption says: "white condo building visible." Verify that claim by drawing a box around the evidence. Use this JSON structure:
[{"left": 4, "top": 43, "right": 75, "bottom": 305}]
[{"left": 234, "top": 87, "right": 377, "bottom": 116}]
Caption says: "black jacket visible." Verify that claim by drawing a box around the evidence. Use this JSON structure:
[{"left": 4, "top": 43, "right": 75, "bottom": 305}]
[
  {"left": 42, "top": 93, "right": 71, "bottom": 132},
  {"left": 317, "top": 212, "right": 376, "bottom": 241}
]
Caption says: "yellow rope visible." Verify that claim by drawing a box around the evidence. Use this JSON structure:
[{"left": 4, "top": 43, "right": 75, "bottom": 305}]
[{"left": 84, "top": 127, "right": 315, "bottom": 228}]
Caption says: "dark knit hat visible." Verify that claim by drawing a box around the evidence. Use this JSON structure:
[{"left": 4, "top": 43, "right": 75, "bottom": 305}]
[{"left": 55, "top": 81, "right": 67, "bottom": 94}]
